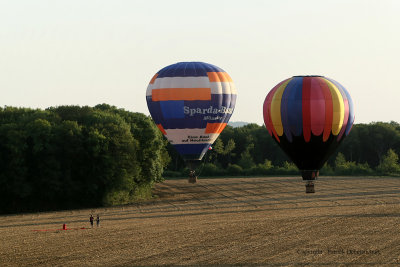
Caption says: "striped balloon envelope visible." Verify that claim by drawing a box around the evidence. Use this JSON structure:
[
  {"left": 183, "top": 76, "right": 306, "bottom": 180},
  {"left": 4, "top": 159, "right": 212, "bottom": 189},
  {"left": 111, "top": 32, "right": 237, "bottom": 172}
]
[
  {"left": 146, "top": 62, "right": 237, "bottom": 162},
  {"left": 263, "top": 76, "right": 354, "bottom": 192}
]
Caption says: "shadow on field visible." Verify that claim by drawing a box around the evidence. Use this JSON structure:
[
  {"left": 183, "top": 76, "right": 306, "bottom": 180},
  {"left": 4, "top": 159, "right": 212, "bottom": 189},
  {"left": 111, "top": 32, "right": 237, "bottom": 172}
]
[{"left": 2, "top": 177, "right": 400, "bottom": 229}]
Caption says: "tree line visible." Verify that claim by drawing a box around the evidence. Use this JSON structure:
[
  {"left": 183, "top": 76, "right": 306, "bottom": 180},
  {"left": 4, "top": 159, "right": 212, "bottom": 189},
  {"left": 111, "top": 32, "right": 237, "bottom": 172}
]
[
  {"left": 1, "top": 104, "right": 400, "bottom": 214},
  {"left": 0, "top": 105, "right": 170, "bottom": 214},
  {"left": 164, "top": 122, "right": 400, "bottom": 177}
]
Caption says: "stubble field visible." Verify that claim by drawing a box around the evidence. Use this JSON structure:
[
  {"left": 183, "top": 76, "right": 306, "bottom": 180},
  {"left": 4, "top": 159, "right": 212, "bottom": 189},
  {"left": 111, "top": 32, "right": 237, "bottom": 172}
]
[{"left": 1, "top": 176, "right": 400, "bottom": 266}]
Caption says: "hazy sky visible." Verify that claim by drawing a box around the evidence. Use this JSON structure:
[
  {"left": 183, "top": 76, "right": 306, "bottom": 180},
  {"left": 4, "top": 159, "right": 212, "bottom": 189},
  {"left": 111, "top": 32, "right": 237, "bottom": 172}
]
[{"left": 1, "top": 0, "right": 399, "bottom": 125}]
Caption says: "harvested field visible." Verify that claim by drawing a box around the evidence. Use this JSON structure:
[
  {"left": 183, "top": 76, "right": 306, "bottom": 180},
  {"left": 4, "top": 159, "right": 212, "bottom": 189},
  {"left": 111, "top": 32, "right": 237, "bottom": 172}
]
[{"left": 1, "top": 176, "right": 400, "bottom": 266}]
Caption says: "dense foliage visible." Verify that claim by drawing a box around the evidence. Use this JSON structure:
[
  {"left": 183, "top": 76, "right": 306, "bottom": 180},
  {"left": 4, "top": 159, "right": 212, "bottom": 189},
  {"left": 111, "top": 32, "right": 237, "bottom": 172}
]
[
  {"left": 164, "top": 122, "right": 400, "bottom": 177},
  {"left": 0, "top": 105, "right": 170, "bottom": 214},
  {"left": 1, "top": 104, "right": 400, "bottom": 214}
]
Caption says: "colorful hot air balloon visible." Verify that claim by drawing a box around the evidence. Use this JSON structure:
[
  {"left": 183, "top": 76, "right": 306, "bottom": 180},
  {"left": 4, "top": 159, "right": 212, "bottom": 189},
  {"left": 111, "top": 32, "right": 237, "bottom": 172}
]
[
  {"left": 146, "top": 62, "right": 237, "bottom": 182},
  {"left": 263, "top": 76, "right": 354, "bottom": 193}
]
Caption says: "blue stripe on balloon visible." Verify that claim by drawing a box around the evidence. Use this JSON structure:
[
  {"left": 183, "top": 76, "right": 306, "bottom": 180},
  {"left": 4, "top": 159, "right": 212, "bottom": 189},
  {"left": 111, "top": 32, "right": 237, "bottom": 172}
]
[
  {"left": 146, "top": 96, "right": 162, "bottom": 124},
  {"left": 280, "top": 78, "right": 299, "bottom": 142},
  {"left": 173, "top": 143, "right": 211, "bottom": 155},
  {"left": 158, "top": 64, "right": 177, "bottom": 78},
  {"left": 147, "top": 94, "right": 234, "bottom": 129},
  {"left": 287, "top": 76, "right": 303, "bottom": 136},
  {"left": 156, "top": 62, "right": 225, "bottom": 78},
  {"left": 221, "top": 94, "right": 234, "bottom": 124},
  {"left": 160, "top": 101, "right": 185, "bottom": 119},
  {"left": 343, "top": 88, "right": 355, "bottom": 135}
]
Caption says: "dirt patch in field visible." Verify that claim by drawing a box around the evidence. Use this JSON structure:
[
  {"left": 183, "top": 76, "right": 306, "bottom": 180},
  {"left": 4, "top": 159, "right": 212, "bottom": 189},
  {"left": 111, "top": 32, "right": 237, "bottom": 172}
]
[{"left": 1, "top": 176, "right": 400, "bottom": 266}]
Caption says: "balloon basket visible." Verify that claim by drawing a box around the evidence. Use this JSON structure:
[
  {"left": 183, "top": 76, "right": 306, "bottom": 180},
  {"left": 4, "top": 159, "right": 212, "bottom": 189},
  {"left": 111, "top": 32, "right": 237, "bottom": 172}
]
[
  {"left": 186, "top": 160, "right": 201, "bottom": 184},
  {"left": 188, "top": 176, "right": 198, "bottom": 183},
  {"left": 188, "top": 169, "right": 198, "bottom": 183},
  {"left": 305, "top": 181, "right": 315, "bottom": 193}
]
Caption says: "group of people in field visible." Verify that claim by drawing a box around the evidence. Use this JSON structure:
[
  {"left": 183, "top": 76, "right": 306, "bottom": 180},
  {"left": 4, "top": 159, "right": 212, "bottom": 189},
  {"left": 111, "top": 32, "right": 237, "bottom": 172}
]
[{"left": 89, "top": 214, "right": 100, "bottom": 228}]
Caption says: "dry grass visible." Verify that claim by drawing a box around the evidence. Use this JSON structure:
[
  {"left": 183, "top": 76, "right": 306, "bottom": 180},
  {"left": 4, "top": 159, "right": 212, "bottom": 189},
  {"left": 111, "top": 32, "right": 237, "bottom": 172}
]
[{"left": 1, "top": 176, "right": 400, "bottom": 266}]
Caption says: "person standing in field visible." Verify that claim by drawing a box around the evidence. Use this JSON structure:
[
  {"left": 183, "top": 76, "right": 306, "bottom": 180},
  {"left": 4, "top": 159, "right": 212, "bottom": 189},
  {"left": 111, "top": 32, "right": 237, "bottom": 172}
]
[
  {"left": 96, "top": 215, "right": 100, "bottom": 227},
  {"left": 90, "top": 214, "right": 94, "bottom": 228}
]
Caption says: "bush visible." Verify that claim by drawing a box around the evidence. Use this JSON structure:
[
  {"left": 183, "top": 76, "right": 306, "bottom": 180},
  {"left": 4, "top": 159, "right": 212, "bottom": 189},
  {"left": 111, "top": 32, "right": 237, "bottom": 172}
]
[
  {"left": 377, "top": 149, "right": 400, "bottom": 175},
  {"left": 320, "top": 163, "right": 334, "bottom": 176},
  {"left": 335, "top": 152, "right": 374, "bottom": 175},
  {"left": 202, "top": 163, "right": 227, "bottom": 176},
  {"left": 243, "top": 160, "right": 274, "bottom": 176},
  {"left": 162, "top": 170, "right": 182, "bottom": 178},
  {"left": 226, "top": 164, "right": 243, "bottom": 176},
  {"left": 276, "top": 161, "right": 299, "bottom": 175},
  {"left": 237, "top": 146, "right": 256, "bottom": 169}
]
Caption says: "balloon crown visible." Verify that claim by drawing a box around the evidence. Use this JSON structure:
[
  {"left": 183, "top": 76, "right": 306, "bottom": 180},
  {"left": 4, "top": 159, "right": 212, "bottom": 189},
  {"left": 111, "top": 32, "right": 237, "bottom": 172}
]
[{"left": 292, "top": 75, "right": 324, "bottom": 77}]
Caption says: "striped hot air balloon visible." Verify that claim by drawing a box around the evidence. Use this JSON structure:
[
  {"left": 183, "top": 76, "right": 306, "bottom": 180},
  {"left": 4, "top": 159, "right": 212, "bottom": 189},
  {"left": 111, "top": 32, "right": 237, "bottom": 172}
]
[
  {"left": 146, "top": 62, "right": 237, "bottom": 181},
  {"left": 263, "top": 76, "right": 354, "bottom": 193}
]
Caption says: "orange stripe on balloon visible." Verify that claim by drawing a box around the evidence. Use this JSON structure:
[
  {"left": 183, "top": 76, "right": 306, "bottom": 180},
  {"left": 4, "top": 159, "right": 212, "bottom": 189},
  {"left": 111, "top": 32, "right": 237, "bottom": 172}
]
[
  {"left": 157, "top": 124, "right": 167, "bottom": 135},
  {"left": 149, "top": 73, "right": 158, "bottom": 84},
  {"left": 317, "top": 77, "right": 333, "bottom": 142},
  {"left": 302, "top": 77, "right": 312, "bottom": 142},
  {"left": 207, "top": 72, "right": 233, "bottom": 82},
  {"left": 205, "top": 123, "right": 227, "bottom": 134},
  {"left": 152, "top": 88, "right": 211, "bottom": 101}
]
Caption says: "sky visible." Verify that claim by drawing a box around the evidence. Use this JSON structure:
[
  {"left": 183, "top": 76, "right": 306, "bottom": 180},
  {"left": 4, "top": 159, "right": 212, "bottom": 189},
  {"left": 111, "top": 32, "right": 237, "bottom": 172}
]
[{"left": 1, "top": 0, "right": 399, "bottom": 125}]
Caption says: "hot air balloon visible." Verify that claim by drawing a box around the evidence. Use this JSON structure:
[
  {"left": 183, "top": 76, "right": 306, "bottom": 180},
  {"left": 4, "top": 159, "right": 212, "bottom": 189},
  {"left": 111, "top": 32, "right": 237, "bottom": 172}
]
[
  {"left": 263, "top": 76, "right": 354, "bottom": 193},
  {"left": 146, "top": 62, "right": 237, "bottom": 183}
]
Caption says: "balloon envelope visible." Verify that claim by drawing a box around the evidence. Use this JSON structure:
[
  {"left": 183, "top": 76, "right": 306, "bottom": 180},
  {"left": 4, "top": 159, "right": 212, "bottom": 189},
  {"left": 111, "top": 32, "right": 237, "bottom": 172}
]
[
  {"left": 146, "top": 62, "right": 237, "bottom": 161},
  {"left": 263, "top": 76, "right": 354, "bottom": 179}
]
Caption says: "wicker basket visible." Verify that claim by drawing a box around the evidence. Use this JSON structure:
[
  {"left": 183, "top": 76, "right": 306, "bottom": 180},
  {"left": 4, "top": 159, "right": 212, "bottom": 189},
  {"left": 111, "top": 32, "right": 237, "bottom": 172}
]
[{"left": 188, "top": 176, "right": 198, "bottom": 183}]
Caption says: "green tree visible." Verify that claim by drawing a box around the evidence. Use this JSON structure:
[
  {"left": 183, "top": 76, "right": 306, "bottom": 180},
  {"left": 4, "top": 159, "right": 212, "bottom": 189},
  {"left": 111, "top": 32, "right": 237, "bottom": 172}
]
[
  {"left": 238, "top": 143, "right": 256, "bottom": 169},
  {"left": 336, "top": 122, "right": 400, "bottom": 168},
  {"left": 0, "top": 122, "right": 29, "bottom": 212},
  {"left": 334, "top": 152, "right": 373, "bottom": 175},
  {"left": 95, "top": 104, "right": 171, "bottom": 184},
  {"left": 377, "top": 149, "right": 400, "bottom": 175},
  {"left": 335, "top": 152, "right": 346, "bottom": 169},
  {"left": 226, "top": 164, "right": 243, "bottom": 175},
  {"left": 0, "top": 105, "right": 171, "bottom": 214},
  {"left": 209, "top": 138, "right": 236, "bottom": 167}
]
